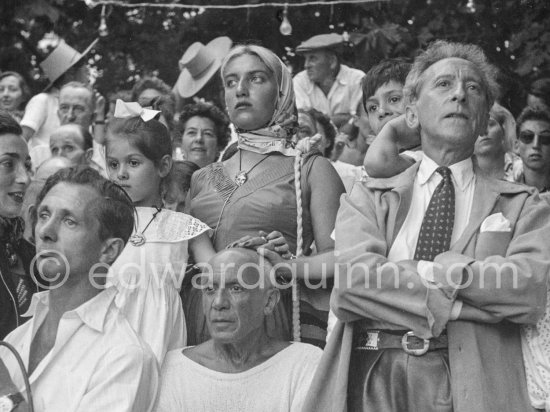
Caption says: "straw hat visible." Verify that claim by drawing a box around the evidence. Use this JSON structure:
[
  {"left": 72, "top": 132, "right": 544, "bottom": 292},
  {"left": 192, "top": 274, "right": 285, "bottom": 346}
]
[
  {"left": 173, "top": 36, "right": 232, "bottom": 98},
  {"left": 40, "top": 38, "right": 99, "bottom": 90}
]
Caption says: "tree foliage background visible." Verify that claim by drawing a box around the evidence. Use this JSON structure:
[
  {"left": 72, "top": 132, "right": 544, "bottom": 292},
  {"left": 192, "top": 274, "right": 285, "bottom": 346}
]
[{"left": 0, "top": 0, "right": 548, "bottom": 115}]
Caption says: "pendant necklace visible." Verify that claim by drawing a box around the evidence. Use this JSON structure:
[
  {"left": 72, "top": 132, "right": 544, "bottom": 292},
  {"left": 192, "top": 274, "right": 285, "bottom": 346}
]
[
  {"left": 234, "top": 150, "right": 270, "bottom": 186},
  {"left": 129, "top": 206, "right": 163, "bottom": 247}
]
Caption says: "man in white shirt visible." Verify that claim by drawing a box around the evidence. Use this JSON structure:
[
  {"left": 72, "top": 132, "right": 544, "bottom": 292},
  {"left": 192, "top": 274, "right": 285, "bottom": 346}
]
[
  {"left": 0, "top": 166, "right": 158, "bottom": 412},
  {"left": 21, "top": 40, "right": 96, "bottom": 150},
  {"left": 56, "top": 82, "right": 107, "bottom": 175},
  {"left": 303, "top": 41, "right": 550, "bottom": 412},
  {"left": 293, "top": 33, "right": 365, "bottom": 128},
  {"left": 156, "top": 248, "right": 322, "bottom": 412}
]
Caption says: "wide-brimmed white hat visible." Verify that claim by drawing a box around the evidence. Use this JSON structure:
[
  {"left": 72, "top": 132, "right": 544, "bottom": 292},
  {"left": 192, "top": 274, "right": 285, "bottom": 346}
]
[
  {"left": 173, "top": 36, "right": 232, "bottom": 98},
  {"left": 40, "top": 38, "right": 98, "bottom": 90}
]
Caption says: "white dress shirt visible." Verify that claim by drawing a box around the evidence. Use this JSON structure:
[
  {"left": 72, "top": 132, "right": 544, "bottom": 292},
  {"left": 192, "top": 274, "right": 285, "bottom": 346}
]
[
  {"left": 0, "top": 287, "right": 159, "bottom": 412},
  {"left": 388, "top": 153, "right": 476, "bottom": 319},
  {"left": 388, "top": 153, "right": 475, "bottom": 260},
  {"left": 293, "top": 64, "right": 365, "bottom": 117}
]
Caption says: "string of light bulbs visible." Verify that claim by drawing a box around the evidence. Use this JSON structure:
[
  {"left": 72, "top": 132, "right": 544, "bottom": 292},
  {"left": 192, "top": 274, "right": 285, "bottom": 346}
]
[
  {"left": 92, "top": 0, "right": 387, "bottom": 38},
  {"left": 86, "top": 0, "right": 386, "bottom": 10}
]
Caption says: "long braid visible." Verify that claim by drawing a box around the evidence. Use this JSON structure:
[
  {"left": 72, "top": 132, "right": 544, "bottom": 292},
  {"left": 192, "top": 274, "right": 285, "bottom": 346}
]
[{"left": 292, "top": 153, "right": 304, "bottom": 342}]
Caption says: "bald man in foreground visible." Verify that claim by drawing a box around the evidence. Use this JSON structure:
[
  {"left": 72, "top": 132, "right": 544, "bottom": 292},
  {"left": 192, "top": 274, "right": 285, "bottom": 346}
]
[{"left": 155, "top": 248, "right": 322, "bottom": 412}]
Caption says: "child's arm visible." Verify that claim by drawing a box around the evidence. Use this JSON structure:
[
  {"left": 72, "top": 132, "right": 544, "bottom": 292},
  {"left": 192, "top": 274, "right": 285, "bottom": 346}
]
[{"left": 364, "top": 115, "right": 420, "bottom": 178}]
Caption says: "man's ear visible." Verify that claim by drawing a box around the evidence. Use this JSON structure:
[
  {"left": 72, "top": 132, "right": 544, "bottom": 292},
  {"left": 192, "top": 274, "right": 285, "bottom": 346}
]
[
  {"left": 513, "top": 138, "right": 520, "bottom": 153},
  {"left": 329, "top": 53, "right": 339, "bottom": 71},
  {"left": 405, "top": 104, "right": 419, "bottom": 129},
  {"left": 99, "top": 237, "right": 125, "bottom": 266},
  {"left": 84, "top": 148, "right": 94, "bottom": 164},
  {"left": 264, "top": 288, "right": 280, "bottom": 316},
  {"left": 158, "top": 154, "right": 173, "bottom": 179},
  {"left": 27, "top": 204, "right": 36, "bottom": 221}
]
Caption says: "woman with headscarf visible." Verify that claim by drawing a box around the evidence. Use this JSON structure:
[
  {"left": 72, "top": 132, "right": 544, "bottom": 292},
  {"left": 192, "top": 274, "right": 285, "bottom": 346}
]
[{"left": 186, "top": 44, "right": 345, "bottom": 346}]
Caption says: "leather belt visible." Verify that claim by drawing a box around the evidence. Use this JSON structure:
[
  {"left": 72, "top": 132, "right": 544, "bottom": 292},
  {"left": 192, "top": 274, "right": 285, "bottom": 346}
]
[{"left": 354, "top": 329, "right": 448, "bottom": 356}]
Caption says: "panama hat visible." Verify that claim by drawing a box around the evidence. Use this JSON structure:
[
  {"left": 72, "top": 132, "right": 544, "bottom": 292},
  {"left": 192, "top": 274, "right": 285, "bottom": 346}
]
[
  {"left": 173, "top": 36, "right": 232, "bottom": 98},
  {"left": 40, "top": 38, "right": 99, "bottom": 90}
]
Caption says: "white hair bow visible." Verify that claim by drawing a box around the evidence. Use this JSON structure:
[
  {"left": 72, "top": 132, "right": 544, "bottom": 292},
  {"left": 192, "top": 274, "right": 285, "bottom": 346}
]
[{"left": 113, "top": 99, "right": 161, "bottom": 122}]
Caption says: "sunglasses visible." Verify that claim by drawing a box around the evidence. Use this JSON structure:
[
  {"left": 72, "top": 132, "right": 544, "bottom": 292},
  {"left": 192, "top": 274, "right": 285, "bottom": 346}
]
[{"left": 518, "top": 130, "right": 550, "bottom": 145}]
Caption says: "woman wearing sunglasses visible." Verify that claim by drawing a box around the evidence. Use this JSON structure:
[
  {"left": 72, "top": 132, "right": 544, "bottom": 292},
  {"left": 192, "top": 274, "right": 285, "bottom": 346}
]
[{"left": 514, "top": 106, "right": 550, "bottom": 193}]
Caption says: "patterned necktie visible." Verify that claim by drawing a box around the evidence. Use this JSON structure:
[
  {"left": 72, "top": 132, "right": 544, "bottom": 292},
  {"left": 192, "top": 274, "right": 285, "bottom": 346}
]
[{"left": 414, "top": 166, "right": 455, "bottom": 262}]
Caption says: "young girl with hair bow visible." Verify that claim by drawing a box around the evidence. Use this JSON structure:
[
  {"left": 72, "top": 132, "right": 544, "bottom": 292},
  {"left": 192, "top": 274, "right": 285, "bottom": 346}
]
[{"left": 105, "top": 100, "right": 210, "bottom": 363}]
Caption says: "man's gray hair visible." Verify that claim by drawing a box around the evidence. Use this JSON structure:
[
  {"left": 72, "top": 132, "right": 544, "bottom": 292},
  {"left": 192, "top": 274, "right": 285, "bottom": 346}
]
[
  {"left": 60, "top": 81, "right": 95, "bottom": 108},
  {"left": 404, "top": 40, "right": 499, "bottom": 107}
]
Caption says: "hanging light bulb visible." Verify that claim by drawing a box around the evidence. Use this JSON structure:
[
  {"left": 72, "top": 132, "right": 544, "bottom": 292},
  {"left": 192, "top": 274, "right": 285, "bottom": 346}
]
[
  {"left": 459, "top": 0, "right": 476, "bottom": 13},
  {"left": 279, "top": 4, "right": 292, "bottom": 36},
  {"left": 98, "top": 5, "right": 108, "bottom": 37}
]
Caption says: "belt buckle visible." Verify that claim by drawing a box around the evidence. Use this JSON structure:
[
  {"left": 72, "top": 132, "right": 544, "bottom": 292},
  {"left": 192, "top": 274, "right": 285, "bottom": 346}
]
[
  {"left": 358, "top": 331, "right": 379, "bottom": 350},
  {"left": 401, "top": 331, "right": 429, "bottom": 356}
]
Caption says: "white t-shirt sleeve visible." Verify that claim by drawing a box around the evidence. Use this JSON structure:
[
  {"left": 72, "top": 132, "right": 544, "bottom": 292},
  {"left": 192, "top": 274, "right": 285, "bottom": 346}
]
[
  {"left": 155, "top": 350, "right": 185, "bottom": 412},
  {"left": 289, "top": 344, "right": 323, "bottom": 412},
  {"left": 20, "top": 93, "right": 49, "bottom": 132}
]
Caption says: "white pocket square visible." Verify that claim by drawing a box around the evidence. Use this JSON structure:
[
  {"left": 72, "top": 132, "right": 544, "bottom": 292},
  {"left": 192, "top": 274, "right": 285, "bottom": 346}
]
[{"left": 480, "top": 212, "right": 511, "bottom": 232}]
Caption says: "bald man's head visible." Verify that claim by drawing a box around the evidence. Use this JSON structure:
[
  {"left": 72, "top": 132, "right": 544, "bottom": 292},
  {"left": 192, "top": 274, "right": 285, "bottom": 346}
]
[
  {"left": 203, "top": 248, "right": 280, "bottom": 343},
  {"left": 207, "top": 248, "right": 275, "bottom": 290},
  {"left": 50, "top": 124, "right": 93, "bottom": 165}
]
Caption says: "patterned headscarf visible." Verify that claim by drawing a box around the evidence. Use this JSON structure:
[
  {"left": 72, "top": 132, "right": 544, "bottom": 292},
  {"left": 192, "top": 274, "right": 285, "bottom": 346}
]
[{"left": 221, "top": 45, "right": 300, "bottom": 157}]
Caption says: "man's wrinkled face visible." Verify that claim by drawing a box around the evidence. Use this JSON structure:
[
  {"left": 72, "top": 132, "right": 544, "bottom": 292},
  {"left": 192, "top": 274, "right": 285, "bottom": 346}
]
[
  {"left": 303, "top": 51, "right": 335, "bottom": 84},
  {"left": 202, "top": 251, "right": 278, "bottom": 344},
  {"left": 58, "top": 86, "right": 94, "bottom": 129},
  {"left": 49, "top": 125, "right": 89, "bottom": 165},
  {"left": 410, "top": 57, "right": 490, "bottom": 153}
]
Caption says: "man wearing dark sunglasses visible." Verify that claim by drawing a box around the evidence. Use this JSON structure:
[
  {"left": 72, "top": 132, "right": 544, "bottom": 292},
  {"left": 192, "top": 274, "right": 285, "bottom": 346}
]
[{"left": 515, "top": 107, "right": 550, "bottom": 193}]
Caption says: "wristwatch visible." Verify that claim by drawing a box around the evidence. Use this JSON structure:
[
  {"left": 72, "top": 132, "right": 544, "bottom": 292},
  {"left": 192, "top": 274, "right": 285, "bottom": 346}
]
[{"left": 0, "top": 392, "right": 24, "bottom": 412}]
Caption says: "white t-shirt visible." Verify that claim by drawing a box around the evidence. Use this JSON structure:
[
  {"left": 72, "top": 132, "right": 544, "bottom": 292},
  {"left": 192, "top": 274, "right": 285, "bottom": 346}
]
[
  {"left": 21, "top": 90, "right": 60, "bottom": 149},
  {"left": 155, "top": 342, "right": 322, "bottom": 412}
]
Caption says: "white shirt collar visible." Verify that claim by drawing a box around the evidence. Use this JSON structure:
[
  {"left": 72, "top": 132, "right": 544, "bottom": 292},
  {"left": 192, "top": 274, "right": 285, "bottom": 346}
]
[
  {"left": 335, "top": 65, "right": 347, "bottom": 85},
  {"left": 418, "top": 153, "right": 474, "bottom": 192},
  {"left": 306, "top": 64, "right": 347, "bottom": 93},
  {"left": 22, "top": 286, "right": 117, "bottom": 333}
]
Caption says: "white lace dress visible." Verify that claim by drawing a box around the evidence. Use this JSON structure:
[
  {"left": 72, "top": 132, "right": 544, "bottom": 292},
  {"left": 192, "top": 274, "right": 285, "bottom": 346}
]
[
  {"left": 522, "top": 289, "right": 550, "bottom": 411},
  {"left": 108, "top": 207, "right": 210, "bottom": 364}
]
